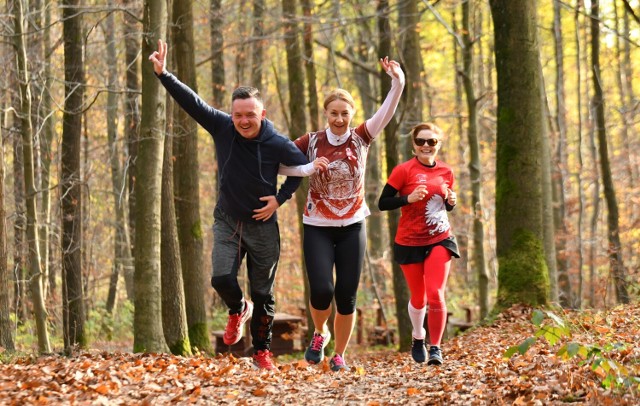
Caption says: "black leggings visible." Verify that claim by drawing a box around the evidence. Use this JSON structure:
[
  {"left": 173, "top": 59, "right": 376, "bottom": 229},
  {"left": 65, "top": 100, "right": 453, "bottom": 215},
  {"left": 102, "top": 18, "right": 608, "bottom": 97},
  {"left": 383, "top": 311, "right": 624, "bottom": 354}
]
[{"left": 303, "top": 222, "right": 366, "bottom": 315}]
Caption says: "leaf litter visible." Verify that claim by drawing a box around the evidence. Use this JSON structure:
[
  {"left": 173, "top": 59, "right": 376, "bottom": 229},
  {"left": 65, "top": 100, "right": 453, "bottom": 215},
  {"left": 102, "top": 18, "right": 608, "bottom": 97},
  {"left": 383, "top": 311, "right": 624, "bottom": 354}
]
[{"left": 1, "top": 303, "right": 638, "bottom": 405}]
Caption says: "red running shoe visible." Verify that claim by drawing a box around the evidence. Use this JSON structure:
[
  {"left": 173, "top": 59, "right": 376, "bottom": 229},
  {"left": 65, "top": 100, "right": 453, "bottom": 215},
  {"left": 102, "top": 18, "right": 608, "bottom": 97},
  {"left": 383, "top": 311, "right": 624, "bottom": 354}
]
[
  {"left": 253, "top": 349, "right": 277, "bottom": 370},
  {"left": 222, "top": 300, "right": 253, "bottom": 345}
]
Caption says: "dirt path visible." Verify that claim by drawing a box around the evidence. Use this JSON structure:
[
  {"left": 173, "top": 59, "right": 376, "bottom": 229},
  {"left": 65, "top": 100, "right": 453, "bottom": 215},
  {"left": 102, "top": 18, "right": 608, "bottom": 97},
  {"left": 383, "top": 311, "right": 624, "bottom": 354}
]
[{"left": 1, "top": 305, "right": 638, "bottom": 405}]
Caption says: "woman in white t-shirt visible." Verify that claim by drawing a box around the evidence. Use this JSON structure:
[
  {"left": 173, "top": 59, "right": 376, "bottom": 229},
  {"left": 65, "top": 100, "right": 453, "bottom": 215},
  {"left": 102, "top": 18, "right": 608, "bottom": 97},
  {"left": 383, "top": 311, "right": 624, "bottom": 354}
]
[{"left": 281, "top": 57, "right": 404, "bottom": 371}]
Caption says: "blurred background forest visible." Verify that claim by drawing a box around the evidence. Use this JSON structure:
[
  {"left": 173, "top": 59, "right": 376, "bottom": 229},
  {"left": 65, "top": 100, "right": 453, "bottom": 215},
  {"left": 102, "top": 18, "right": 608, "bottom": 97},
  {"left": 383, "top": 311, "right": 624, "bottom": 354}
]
[{"left": 0, "top": 0, "right": 638, "bottom": 355}]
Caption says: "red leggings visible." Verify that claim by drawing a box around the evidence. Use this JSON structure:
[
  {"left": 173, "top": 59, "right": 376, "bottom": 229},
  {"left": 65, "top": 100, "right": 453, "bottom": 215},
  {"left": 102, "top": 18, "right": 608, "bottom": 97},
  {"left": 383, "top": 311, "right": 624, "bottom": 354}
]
[{"left": 400, "top": 246, "right": 451, "bottom": 345}]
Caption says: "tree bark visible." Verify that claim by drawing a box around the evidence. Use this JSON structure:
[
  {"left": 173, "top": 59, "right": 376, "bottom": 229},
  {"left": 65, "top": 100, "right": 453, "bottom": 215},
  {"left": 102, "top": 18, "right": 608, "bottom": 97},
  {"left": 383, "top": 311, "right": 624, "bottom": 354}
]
[
  {"left": 489, "top": 0, "right": 549, "bottom": 309},
  {"left": 14, "top": 0, "right": 51, "bottom": 353},
  {"left": 134, "top": 0, "right": 169, "bottom": 354},
  {"left": 397, "top": 0, "right": 422, "bottom": 160},
  {"left": 161, "top": 100, "right": 192, "bottom": 356},
  {"left": 461, "top": 0, "right": 489, "bottom": 319},
  {"left": 122, "top": 0, "right": 141, "bottom": 301},
  {"left": 210, "top": 0, "right": 226, "bottom": 109},
  {"left": 11, "top": 75, "right": 26, "bottom": 323},
  {"left": 61, "top": 0, "right": 86, "bottom": 352},
  {"left": 573, "top": 0, "right": 585, "bottom": 309},
  {"left": 251, "top": 0, "right": 265, "bottom": 90},
  {"left": 552, "top": 0, "right": 571, "bottom": 308},
  {"left": 0, "top": 90, "right": 13, "bottom": 352},
  {"left": 379, "top": 0, "right": 409, "bottom": 351},
  {"left": 39, "top": 0, "right": 55, "bottom": 302},
  {"left": 298, "top": 0, "right": 317, "bottom": 338},
  {"left": 105, "top": 1, "right": 134, "bottom": 314},
  {"left": 172, "top": 0, "right": 212, "bottom": 354},
  {"left": 589, "top": 0, "right": 629, "bottom": 304}
]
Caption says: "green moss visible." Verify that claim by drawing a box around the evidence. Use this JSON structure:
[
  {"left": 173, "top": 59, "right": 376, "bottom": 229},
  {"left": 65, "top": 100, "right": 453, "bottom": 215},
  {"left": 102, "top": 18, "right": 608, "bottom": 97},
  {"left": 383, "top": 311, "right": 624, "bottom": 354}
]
[
  {"left": 497, "top": 229, "right": 549, "bottom": 309},
  {"left": 189, "top": 323, "right": 213, "bottom": 355},
  {"left": 168, "top": 338, "right": 192, "bottom": 356},
  {"left": 191, "top": 220, "right": 203, "bottom": 240},
  {"left": 495, "top": 143, "right": 518, "bottom": 204}
]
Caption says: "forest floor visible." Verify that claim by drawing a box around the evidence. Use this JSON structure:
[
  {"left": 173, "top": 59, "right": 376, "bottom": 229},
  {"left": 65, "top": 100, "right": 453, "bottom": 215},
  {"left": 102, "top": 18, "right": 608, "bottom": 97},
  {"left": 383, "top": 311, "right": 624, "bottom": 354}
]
[{"left": 1, "top": 303, "right": 639, "bottom": 405}]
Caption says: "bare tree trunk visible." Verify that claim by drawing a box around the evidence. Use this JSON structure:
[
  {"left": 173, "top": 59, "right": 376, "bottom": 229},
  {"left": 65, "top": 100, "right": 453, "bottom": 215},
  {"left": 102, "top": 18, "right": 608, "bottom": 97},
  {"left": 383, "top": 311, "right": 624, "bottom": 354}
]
[
  {"left": 379, "top": 0, "right": 409, "bottom": 351},
  {"left": 210, "top": 0, "right": 226, "bottom": 109},
  {"left": 281, "top": 0, "right": 308, "bottom": 314},
  {"left": 613, "top": 1, "right": 637, "bottom": 272},
  {"left": 39, "top": 0, "right": 55, "bottom": 302},
  {"left": 397, "top": 0, "right": 422, "bottom": 160},
  {"left": 171, "top": 0, "right": 211, "bottom": 354},
  {"left": 11, "top": 72, "right": 26, "bottom": 322},
  {"left": 301, "top": 0, "right": 319, "bottom": 131},
  {"left": 105, "top": 1, "right": 133, "bottom": 314},
  {"left": 587, "top": 116, "right": 599, "bottom": 307},
  {"left": 134, "top": 0, "right": 169, "bottom": 354},
  {"left": 0, "top": 99, "right": 14, "bottom": 351},
  {"left": 489, "top": 0, "right": 549, "bottom": 309},
  {"left": 589, "top": 0, "right": 629, "bottom": 304},
  {"left": 452, "top": 11, "right": 470, "bottom": 287},
  {"left": 251, "top": 0, "right": 265, "bottom": 90},
  {"left": 461, "top": 0, "right": 489, "bottom": 319},
  {"left": 621, "top": 5, "right": 638, "bottom": 191},
  {"left": 234, "top": 0, "right": 249, "bottom": 86},
  {"left": 552, "top": 0, "right": 571, "bottom": 307},
  {"left": 573, "top": 0, "right": 585, "bottom": 309},
  {"left": 161, "top": 100, "right": 192, "bottom": 356},
  {"left": 122, "top": 0, "right": 140, "bottom": 301},
  {"left": 13, "top": 0, "right": 51, "bottom": 353},
  {"left": 299, "top": 0, "right": 317, "bottom": 338}
]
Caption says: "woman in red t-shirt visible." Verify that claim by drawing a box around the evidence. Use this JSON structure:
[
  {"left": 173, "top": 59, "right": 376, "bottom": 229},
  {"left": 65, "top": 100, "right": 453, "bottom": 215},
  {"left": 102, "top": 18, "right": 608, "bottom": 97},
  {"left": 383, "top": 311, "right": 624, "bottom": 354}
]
[{"left": 378, "top": 122, "right": 459, "bottom": 365}]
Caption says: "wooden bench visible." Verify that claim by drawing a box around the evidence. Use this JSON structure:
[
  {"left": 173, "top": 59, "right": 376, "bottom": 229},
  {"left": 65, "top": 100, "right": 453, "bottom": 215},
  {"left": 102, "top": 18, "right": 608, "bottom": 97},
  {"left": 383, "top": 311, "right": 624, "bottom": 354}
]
[
  {"left": 213, "top": 312, "right": 304, "bottom": 356},
  {"left": 446, "top": 306, "right": 477, "bottom": 335}
]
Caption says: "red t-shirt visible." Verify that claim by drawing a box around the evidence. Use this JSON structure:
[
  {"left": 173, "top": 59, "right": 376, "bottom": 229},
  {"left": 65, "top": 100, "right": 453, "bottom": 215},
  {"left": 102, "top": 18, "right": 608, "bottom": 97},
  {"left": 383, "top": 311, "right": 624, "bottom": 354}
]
[{"left": 387, "top": 158, "right": 455, "bottom": 246}]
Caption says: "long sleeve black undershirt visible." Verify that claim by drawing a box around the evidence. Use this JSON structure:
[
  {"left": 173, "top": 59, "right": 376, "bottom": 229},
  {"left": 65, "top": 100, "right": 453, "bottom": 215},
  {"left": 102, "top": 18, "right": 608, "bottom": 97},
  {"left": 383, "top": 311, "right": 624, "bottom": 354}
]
[{"left": 377, "top": 183, "right": 456, "bottom": 211}]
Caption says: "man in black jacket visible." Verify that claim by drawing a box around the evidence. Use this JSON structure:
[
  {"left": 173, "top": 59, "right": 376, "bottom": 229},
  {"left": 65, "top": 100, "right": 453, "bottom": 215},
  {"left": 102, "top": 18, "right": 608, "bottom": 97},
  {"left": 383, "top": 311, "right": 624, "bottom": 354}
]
[{"left": 150, "top": 39, "right": 307, "bottom": 370}]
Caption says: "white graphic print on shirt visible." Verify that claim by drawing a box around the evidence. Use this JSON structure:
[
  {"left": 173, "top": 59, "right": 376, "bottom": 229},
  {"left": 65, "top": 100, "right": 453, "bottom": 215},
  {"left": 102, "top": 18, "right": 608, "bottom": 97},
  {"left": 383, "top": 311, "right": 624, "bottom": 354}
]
[
  {"left": 305, "top": 130, "right": 368, "bottom": 220},
  {"left": 425, "top": 194, "right": 450, "bottom": 235}
]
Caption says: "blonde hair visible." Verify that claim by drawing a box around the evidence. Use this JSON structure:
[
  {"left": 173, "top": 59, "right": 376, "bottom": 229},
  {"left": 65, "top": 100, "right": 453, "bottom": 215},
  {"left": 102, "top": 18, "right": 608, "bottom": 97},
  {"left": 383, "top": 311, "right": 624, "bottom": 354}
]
[
  {"left": 410, "top": 122, "right": 443, "bottom": 143},
  {"left": 323, "top": 89, "right": 356, "bottom": 110}
]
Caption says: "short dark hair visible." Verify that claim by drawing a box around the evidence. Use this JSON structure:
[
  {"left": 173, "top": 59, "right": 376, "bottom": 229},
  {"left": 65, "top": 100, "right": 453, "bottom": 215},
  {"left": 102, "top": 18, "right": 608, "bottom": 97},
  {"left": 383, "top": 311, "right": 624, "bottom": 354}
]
[{"left": 232, "top": 86, "right": 262, "bottom": 103}]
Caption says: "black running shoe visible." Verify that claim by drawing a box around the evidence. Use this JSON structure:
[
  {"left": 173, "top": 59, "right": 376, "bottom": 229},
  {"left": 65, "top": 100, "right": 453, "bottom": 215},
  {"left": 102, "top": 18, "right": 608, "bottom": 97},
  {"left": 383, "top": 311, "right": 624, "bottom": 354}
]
[{"left": 411, "top": 338, "right": 427, "bottom": 363}]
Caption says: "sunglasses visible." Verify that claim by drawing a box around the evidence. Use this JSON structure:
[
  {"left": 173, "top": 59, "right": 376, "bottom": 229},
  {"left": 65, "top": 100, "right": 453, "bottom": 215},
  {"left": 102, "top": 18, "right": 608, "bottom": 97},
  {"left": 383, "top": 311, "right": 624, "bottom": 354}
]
[{"left": 414, "top": 138, "right": 439, "bottom": 147}]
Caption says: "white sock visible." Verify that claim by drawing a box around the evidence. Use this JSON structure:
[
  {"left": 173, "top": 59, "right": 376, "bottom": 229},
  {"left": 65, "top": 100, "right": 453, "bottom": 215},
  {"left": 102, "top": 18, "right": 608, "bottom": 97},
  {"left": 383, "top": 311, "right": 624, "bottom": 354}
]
[{"left": 408, "top": 302, "right": 427, "bottom": 339}]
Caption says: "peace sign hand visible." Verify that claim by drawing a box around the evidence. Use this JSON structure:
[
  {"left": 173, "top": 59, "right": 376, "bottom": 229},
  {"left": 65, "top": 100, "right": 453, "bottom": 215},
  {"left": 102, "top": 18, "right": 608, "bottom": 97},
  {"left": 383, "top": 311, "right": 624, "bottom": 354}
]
[{"left": 148, "top": 39, "right": 168, "bottom": 76}]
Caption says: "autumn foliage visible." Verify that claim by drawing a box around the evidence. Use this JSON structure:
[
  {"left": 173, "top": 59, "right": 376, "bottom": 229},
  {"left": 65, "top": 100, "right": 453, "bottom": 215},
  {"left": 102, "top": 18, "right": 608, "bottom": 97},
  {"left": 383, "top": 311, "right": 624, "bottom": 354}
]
[{"left": 1, "top": 304, "right": 638, "bottom": 404}]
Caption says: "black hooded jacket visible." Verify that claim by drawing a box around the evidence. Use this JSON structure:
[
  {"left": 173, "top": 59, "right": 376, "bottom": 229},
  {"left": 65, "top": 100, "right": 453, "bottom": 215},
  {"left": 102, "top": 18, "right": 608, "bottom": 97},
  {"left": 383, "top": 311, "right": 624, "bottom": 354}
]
[{"left": 158, "top": 72, "right": 307, "bottom": 223}]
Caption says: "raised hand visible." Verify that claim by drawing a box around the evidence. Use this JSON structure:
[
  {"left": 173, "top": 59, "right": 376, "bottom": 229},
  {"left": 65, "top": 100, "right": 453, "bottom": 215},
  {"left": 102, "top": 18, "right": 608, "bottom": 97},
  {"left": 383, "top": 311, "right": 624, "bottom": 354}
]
[
  {"left": 148, "top": 39, "right": 168, "bottom": 75},
  {"left": 379, "top": 56, "right": 404, "bottom": 81}
]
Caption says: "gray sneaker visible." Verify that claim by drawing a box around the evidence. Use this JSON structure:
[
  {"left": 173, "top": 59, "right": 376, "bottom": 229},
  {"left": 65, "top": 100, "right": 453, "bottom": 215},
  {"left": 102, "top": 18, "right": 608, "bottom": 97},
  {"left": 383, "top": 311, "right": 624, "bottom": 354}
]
[
  {"left": 427, "top": 345, "right": 443, "bottom": 365},
  {"left": 329, "top": 354, "right": 347, "bottom": 371},
  {"left": 304, "top": 330, "right": 331, "bottom": 364}
]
